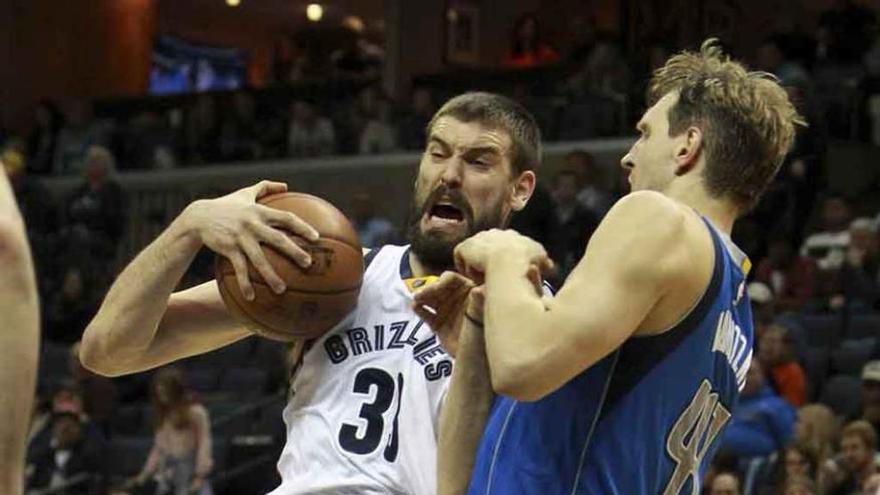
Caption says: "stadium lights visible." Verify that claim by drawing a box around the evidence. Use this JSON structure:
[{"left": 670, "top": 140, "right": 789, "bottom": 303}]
[
  {"left": 306, "top": 3, "right": 323, "bottom": 22},
  {"left": 226, "top": 0, "right": 240, "bottom": 6}
]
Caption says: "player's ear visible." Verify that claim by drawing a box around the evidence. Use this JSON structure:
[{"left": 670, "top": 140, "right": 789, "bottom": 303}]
[
  {"left": 510, "top": 170, "right": 536, "bottom": 212},
  {"left": 674, "top": 126, "right": 702, "bottom": 176}
]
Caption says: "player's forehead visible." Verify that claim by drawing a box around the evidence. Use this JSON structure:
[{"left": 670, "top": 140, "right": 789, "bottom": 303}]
[
  {"left": 639, "top": 91, "right": 678, "bottom": 130},
  {"left": 428, "top": 116, "right": 512, "bottom": 155}
]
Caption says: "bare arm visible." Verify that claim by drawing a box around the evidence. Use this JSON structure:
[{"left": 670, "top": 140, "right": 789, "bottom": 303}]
[
  {"left": 455, "top": 192, "right": 708, "bottom": 401},
  {"left": 0, "top": 167, "right": 39, "bottom": 495},
  {"left": 437, "top": 317, "right": 492, "bottom": 495},
  {"left": 413, "top": 274, "right": 493, "bottom": 495},
  {"left": 81, "top": 181, "right": 319, "bottom": 377}
]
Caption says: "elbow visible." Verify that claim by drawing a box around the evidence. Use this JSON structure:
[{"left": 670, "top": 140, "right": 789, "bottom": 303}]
[
  {"left": 489, "top": 360, "right": 551, "bottom": 402},
  {"left": 78, "top": 331, "right": 125, "bottom": 377}
]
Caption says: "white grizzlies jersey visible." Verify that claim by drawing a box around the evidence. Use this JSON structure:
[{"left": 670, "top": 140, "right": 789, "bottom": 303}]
[{"left": 269, "top": 245, "right": 452, "bottom": 495}]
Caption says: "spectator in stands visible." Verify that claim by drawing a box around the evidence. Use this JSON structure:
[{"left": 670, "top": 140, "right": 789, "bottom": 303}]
[
  {"left": 359, "top": 95, "right": 397, "bottom": 155},
  {"left": 336, "top": 85, "right": 380, "bottom": 154},
  {"left": 795, "top": 404, "right": 840, "bottom": 480},
  {"left": 351, "top": 191, "right": 396, "bottom": 248},
  {"left": 833, "top": 218, "right": 880, "bottom": 311},
  {"left": 219, "top": 92, "right": 262, "bottom": 161},
  {"left": 801, "top": 196, "right": 852, "bottom": 271},
  {"left": 759, "top": 324, "right": 808, "bottom": 407},
  {"left": 287, "top": 100, "right": 336, "bottom": 158},
  {"left": 749, "top": 282, "right": 776, "bottom": 341},
  {"left": 398, "top": 87, "right": 435, "bottom": 151},
  {"left": 53, "top": 100, "right": 108, "bottom": 175},
  {"left": 44, "top": 265, "right": 100, "bottom": 343},
  {"left": 565, "top": 37, "right": 631, "bottom": 100},
  {"left": 757, "top": 442, "right": 820, "bottom": 495},
  {"left": 784, "top": 475, "right": 818, "bottom": 495},
  {"left": 504, "top": 13, "right": 559, "bottom": 68},
  {"left": 756, "top": 36, "right": 811, "bottom": 87},
  {"left": 721, "top": 359, "right": 796, "bottom": 459},
  {"left": 860, "top": 362, "right": 880, "bottom": 435},
  {"left": 26, "top": 99, "right": 64, "bottom": 175},
  {"left": 710, "top": 472, "right": 741, "bottom": 495},
  {"left": 3, "top": 149, "right": 55, "bottom": 262},
  {"left": 287, "top": 100, "right": 336, "bottom": 157},
  {"left": 61, "top": 145, "right": 127, "bottom": 261},
  {"left": 185, "top": 95, "right": 221, "bottom": 164},
  {"left": 565, "top": 150, "right": 615, "bottom": 219},
  {"left": 817, "top": 0, "right": 877, "bottom": 65},
  {"left": 331, "top": 16, "right": 384, "bottom": 81},
  {"left": 825, "top": 420, "right": 879, "bottom": 495},
  {"left": 123, "top": 110, "right": 177, "bottom": 170},
  {"left": 27, "top": 409, "right": 107, "bottom": 495},
  {"left": 130, "top": 367, "right": 213, "bottom": 495},
  {"left": 756, "top": 236, "right": 817, "bottom": 312},
  {"left": 68, "top": 342, "right": 117, "bottom": 436},
  {"left": 547, "top": 170, "right": 597, "bottom": 282}
]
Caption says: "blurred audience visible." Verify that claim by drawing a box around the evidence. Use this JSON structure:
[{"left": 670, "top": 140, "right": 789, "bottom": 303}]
[
  {"left": 801, "top": 196, "right": 852, "bottom": 271},
  {"left": 505, "top": 14, "right": 559, "bottom": 68},
  {"left": 26, "top": 100, "right": 64, "bottom": 175},
  {"left": 860, "top": 361, "right": 880, "bottom": 434},
  {"left": 721, "top": 360, "right": 796, "bottom": 459},
  {"left": 129, "top": 367, "right": 213, "bottom": 495},
  {"left": 27, "top": 409, "right": 107, "bottom": 495},
  {"left": 825, "top": 420, "right": 879, "bottom": 495},
  {"left": 184, "top": 95, "right": 221, "bottom": 164},
  {"left": 351, "top": 191, "right": 396, "bottom": 248},
  {"left": 759, "top": 325, "right": 808, "bottom": 407},
  {"left": 287, "top": 100, "right": 336, "bottom": 158},
  {"left": 547, "top": 170, "right": 597, "bottom": 282},
  {"left": 756, "top": 237, "right": 817, "bottom": 312},
  {"left": 710, "top": 471, "right": 741, "bottom": 495},
  {"left": 397, "top": 88, "right": 435, "bottom": 151},
  {"left": 219, "top": 92, "right": 262, "bottom": 161},
  {"left": 53, "top": 100, "right": 109, "bottom": 175},
  {"left": 565, "top": 150, "right": 614, "bottom": 219}
]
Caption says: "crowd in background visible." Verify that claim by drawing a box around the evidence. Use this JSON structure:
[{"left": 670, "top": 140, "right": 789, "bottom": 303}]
[{"left": 6, "top": 1, "right": 880, "bottom": 494}]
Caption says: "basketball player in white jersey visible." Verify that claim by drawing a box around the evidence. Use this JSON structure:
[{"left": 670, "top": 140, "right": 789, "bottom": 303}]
[
  {"left": 80, "top": 92, "right": 540, "bottom": 494},
  {"left": 0, "top": 161, "right": 40, "bottom": 495}
]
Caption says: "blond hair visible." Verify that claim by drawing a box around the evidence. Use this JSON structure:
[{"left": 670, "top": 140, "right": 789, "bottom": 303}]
[
  {"left": 796, "top": 404, "right": 840, "bottom": 463},
  {"left": 842, "top": 419, "right": 878, "bottom": 451},
  {"left": 649, "top": 39, "right": 806, "bottom": 211}
]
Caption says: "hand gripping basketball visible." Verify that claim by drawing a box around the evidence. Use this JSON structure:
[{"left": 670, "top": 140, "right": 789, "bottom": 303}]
[{"left": 184, "top": 180, "right": 319, "bottom": 301}]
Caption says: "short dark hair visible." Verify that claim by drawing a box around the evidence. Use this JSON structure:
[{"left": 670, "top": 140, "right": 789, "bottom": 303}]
[
  {"left": 649, "top": 39, "right": 805, "bottom": 212},
  {"left": 427, "top": 92, "right": 542, "bottom": 175}
]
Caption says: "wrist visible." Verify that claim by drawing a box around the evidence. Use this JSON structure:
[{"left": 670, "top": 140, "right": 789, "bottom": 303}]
[{"left": 173, "top": 201, "right": 207, "bottom": 251}]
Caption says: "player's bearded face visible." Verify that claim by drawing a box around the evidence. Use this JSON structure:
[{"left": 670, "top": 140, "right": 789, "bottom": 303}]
[{"left": 408, "top": 183, "right": 507, "bottom": 271}]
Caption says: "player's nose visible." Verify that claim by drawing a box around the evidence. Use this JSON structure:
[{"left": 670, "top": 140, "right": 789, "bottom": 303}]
[{"left": 439, "top": 159, "right": 464, "bottom": 188}]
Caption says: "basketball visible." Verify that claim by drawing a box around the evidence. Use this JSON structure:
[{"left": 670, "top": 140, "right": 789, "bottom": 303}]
[{"left": 215, "top": 192, "right": 364, "bottom": 341}]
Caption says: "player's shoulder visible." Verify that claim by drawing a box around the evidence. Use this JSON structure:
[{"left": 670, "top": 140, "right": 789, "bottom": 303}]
[{"left": 603, "top": 191, "right": 690, "bottom": 241}]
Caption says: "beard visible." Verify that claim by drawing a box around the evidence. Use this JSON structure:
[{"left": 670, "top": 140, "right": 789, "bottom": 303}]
[{"left": 407, "top": 184, "right": 508, "bottom": 273}]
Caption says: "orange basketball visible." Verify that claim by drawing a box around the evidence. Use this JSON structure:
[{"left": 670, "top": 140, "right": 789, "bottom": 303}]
[{"left": 215, "top": 192, "right": 364, "bottom": 341}]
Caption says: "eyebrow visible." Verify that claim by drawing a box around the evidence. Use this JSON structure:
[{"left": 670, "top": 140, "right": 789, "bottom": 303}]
[{"left": 428, "top": 136, "right": 504, "bottom": 156}]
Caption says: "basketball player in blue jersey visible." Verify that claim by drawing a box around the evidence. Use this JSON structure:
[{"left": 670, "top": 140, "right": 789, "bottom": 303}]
[
  {"left": 425, "top": 40, "right": 805, "bottom": 494},
  {"left": 0, "top": 161, "right": 40, "bottom": 495},
  {"left": 79, "top": 93, "right": 541, "bottom": 494}
]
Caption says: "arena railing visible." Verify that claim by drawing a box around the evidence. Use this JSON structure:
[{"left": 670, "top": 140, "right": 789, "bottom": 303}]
[{"left": 42, "top": 138, "right": 634, "bottom": 271}]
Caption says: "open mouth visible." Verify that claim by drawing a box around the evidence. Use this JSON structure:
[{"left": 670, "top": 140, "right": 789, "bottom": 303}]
[{"left": 429, "top": 202, "right": 465, "bottom": 222}]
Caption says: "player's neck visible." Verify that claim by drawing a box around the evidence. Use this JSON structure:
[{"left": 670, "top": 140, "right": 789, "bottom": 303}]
[
  {"left": 664, "top": 181, "right": 736, "bottom": 235},
  {"left": 408, "top": 252, "right": 447, "bottom": 278}
]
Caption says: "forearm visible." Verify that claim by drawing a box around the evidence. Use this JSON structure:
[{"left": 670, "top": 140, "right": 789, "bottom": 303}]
[
  {"left": 483, "top": 254, "right": 546, "bottom": 388},
  {"left": 0, "top": 174, "right": 39, "bottom": 495},
  {"left": 80, "top": 204, "right": 203, "bottom": 375},
  {"left": 438, "top": 320, "right": 493, "bottom": 495}
]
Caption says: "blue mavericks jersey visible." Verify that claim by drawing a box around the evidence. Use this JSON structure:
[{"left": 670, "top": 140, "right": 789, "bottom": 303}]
[{"left": 467, "top": 218, "right": 754, "bottom": 495}]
